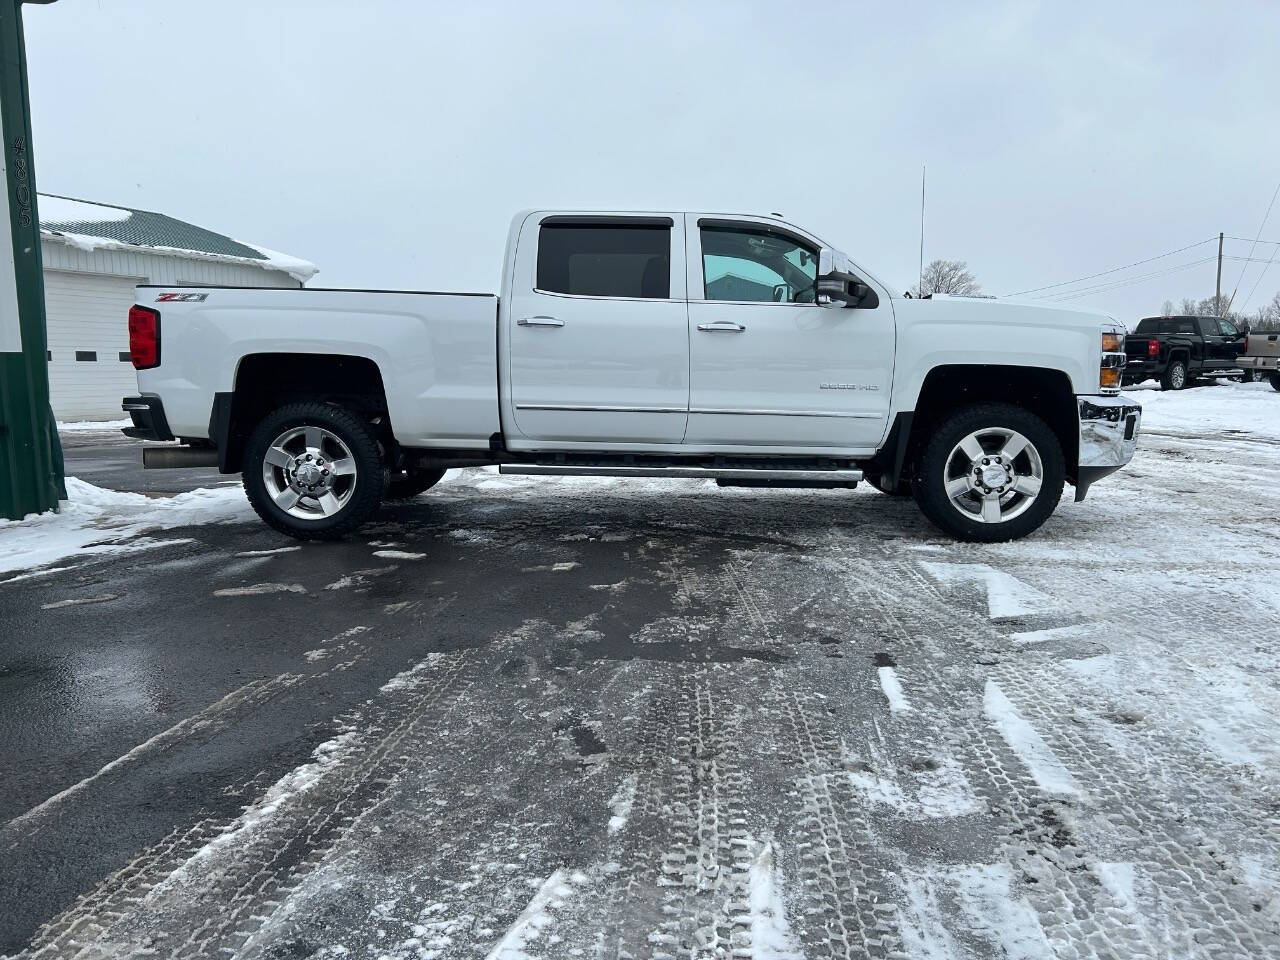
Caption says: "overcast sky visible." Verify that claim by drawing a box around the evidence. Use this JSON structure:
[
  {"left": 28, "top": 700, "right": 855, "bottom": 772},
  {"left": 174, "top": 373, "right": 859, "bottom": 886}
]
[{"left": 22, "top": 1, "right": 1280, "bottom": 321}]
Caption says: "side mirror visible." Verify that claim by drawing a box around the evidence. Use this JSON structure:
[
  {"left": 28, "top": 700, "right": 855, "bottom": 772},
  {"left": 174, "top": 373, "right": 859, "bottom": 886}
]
[{"left": 816, "top": 247, "right": 878, "bottom": 309}]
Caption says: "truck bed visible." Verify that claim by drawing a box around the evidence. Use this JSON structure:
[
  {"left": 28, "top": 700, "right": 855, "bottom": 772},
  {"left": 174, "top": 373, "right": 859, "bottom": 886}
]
[{"left": 134, "top": 285, "right": 501, "bottom": 449}]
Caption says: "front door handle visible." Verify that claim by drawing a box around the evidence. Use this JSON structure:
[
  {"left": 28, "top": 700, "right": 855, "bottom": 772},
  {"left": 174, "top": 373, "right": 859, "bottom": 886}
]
[
  {"left": 517, "top": 316, "right": 565, "bottom": 327},
  {"left": 697, "top": 320, "right": 746, "bottom": 333}
]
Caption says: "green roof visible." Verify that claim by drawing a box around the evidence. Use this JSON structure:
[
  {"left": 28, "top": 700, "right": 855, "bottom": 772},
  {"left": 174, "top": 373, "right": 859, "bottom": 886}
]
[
  {"left": 38, "top": 193, "right": 266, "bottom": 261},
  {"left": 36, "top": 193, "right": 317, "bottom": 282}
]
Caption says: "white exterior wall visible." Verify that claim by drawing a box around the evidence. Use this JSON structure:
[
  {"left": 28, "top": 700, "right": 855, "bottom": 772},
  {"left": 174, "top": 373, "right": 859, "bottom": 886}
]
[{"left": 42, "top": 237, "right": 302, "bottom": 421}]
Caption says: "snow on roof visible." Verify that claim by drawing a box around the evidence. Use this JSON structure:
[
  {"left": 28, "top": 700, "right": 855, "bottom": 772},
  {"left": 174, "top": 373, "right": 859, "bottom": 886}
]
[
  {"left": 37, "top": 193, "right": 318, "bottom": 283},
  {"left": 38, "top": 195, "right": 132, "bottom": 224}
]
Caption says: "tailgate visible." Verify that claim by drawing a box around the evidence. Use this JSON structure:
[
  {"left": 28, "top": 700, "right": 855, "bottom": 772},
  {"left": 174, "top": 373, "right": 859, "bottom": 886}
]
[
  {"left": 1246, "top": 332, "right": 1280, "bottom": 358},
  {"left": 1124, "top": 335, "right": 1155, "bottom": 360}
]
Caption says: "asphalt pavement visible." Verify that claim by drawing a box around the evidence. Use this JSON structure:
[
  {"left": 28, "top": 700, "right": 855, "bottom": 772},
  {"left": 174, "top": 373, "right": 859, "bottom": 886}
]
[{"left": 1, "top": 429, "right": 1277, "bottom": 958}]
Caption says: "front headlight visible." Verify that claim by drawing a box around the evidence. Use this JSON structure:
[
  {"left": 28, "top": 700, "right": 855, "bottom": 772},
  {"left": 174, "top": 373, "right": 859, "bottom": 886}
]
[{"left": 1100, "top": 328, "right": 1125, "bottom": 393}]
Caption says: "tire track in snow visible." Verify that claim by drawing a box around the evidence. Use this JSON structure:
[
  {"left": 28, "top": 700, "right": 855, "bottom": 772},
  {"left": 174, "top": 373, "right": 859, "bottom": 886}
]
[
  {"left": 21, "top": 652, "right": 476, "bottom": 960},
  {"left": 2, "top": 672, "right": 304, "bottom": 847}
]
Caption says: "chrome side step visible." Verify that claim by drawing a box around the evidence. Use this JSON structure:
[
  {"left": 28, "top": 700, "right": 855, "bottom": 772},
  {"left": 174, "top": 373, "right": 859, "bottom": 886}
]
[{"left": 498, "top": 465, "right": 862, "bottom": 482}]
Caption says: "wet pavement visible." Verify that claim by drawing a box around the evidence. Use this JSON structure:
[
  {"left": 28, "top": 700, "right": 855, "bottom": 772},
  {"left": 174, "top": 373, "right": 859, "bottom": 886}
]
[
  {"left": 2, "top": 430, "right": 1279, "bottom": 958},
  {"left": 59, "top": 431, "right": 222, "bottom": 496}
]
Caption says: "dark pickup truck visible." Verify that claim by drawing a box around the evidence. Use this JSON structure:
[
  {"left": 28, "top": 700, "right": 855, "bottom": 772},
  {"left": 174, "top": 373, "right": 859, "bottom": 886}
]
[{"left": 1122, "top": 315, "right": 1248, "bottom": 390}]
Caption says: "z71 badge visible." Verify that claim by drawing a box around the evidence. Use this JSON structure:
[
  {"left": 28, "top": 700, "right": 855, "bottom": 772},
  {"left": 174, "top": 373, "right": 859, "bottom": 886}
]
[{"left": 155, "top": 292, "right": 208, "bottom": 303}]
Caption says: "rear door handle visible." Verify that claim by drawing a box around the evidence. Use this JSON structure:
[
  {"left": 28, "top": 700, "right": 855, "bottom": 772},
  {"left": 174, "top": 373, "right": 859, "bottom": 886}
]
[
  {"left": 517, "top": 316, "right": 565, "bottom": 327},
  {"left": 697, "top": 320, "right": 746, "bottom": 333}
]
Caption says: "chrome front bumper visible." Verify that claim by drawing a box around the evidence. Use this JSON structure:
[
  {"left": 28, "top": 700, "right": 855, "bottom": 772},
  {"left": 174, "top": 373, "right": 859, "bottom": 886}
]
[{"left": 1075, "top": 394, "right": 1141, "bottom": 500}]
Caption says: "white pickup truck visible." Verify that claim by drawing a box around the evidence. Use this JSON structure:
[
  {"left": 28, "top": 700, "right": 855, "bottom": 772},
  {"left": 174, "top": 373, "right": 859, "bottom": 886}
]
[{"left": 122, "top": 210, "right": 1141, "bottom": 542}]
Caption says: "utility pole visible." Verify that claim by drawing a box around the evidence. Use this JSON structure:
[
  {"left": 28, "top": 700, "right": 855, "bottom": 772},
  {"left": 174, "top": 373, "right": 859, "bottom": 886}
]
[
  {"left": 1, "top": 0, "right": 63, "bottom": 521},
  {"left": 1216, "top": 231, "right": 1224, "bottom": 315}
]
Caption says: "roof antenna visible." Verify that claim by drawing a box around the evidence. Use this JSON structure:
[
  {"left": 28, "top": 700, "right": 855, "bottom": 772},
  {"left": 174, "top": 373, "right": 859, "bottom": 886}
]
[{"left": 918, "top": 163, "right": 926, "bottom": 296}]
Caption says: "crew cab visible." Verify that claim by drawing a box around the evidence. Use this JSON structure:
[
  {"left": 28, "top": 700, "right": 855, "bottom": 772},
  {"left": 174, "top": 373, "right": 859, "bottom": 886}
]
[
  {"left": 122, "top": 210, "right": 1141, "bottom": 543},
  {"left": 1122, "top": 314, "right": 1248, "bottom": 390}
]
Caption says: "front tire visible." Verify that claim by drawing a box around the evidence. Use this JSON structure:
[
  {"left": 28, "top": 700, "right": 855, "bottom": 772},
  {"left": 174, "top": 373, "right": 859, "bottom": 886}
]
[
  {"left": 912, "top": 403, "right": 1065, "bottom": 543},
  {"left": 1161, "top": 359, "right": 1188, "bottom": 391},
  {"left": 243, "top": 402, "right": 386, "bottom": 540}
]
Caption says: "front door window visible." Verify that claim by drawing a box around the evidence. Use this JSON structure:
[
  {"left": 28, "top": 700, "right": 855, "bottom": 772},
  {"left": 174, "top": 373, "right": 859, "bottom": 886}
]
[{"left": 700, "top": 227, "right": 818, "bottom": 304}]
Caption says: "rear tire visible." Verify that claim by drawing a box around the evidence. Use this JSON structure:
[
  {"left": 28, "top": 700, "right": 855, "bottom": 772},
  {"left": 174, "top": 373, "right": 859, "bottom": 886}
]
[
  {"left": 1160, "top": 359, "right": 1188, "bottom": 391},
  {"left": 386, "top": 467, "right": 447, "bottom": 500},
  {"left": 1271, "top": 373, "right": 1280, "bottom": 392},
  {"left": 912, "top": 402, "right": 1065, "bottom": 543},
  {"left": 243, "top": 401, "right": 386, "bottom": 540}
]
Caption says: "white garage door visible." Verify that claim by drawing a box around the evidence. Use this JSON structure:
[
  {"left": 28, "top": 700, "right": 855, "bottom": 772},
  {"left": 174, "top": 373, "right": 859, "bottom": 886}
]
[{"left": 44, "top": 270, "right": 143, "bottom": 421}]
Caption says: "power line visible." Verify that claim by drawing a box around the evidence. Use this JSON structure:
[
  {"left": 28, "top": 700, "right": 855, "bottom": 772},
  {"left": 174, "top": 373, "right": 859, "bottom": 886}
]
[
  {"left": 1224, "top": 177, "right": 1280, "bottom": 315},
  {"left": 1006, "top": 237, "right": 1217, "bottom": 297},
  {"left": 1238, "top": 243, "right": 1280, "bottom": 313},
  {"left": 1043, "top": 257, "right": 1217, "bottom": 302}
]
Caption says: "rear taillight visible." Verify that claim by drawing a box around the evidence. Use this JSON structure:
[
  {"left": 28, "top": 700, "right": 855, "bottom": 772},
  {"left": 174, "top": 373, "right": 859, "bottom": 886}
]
[
  {"left": 1147, "top": 339, "right": 1160, "bottom": 357},
  {"left": 128, "top": 305, "right": 160, "bottom": 370}
]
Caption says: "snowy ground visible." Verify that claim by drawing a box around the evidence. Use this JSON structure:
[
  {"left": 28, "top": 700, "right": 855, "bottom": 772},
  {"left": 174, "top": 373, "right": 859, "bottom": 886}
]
[{"left": 3, "top": 382, "right": 1279, "bottom": 959}]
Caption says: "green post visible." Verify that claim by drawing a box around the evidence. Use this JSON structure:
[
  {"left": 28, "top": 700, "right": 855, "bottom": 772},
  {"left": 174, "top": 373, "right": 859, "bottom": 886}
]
[{"left": 1, "top": 0, "right": 63, "bottom": 521}]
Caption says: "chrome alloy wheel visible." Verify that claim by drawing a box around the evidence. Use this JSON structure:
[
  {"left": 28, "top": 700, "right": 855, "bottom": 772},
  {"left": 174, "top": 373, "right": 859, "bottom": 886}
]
[
  {"left": 1170, "top": 363, "right": 1187, "bottom": 389},
  {"left": 261, "top": 425, "right": 358, "bottom": 520},
  {"left": 943, "top": 427, "right": 1044, "bottom": 524}
]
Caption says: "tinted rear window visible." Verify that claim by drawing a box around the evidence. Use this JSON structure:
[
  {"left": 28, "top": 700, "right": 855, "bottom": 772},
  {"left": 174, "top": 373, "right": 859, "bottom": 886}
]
[
  {"left": 537, "top": 224, "right": 670, "bottom": 299},
  {"left": 1136, "top": 317, "right": 1196, "bottom": 334}
]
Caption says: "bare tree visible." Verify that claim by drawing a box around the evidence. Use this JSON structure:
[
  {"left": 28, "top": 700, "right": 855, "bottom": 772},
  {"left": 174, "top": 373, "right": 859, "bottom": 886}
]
[
  {"left": 911, "top": 259, "right": 981, "bottom": 297},
  {"left": 1155, "top": 292, "right": 1274, "bottom": 328}
]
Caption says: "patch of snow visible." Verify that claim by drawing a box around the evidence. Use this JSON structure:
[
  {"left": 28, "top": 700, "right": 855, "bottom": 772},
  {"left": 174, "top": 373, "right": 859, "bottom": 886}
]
[
  {"left": 1129, "top": 379, "right": 1280, "bottom": 442},
  {"left": 919, "top": 562, "right": 1057, "bottom": 619},
  {"left": 607, "top": 774, "right": 637, "bottom": 835},
  {"left": 747, "top": 842, "right": 804, "bottom": 960},
  {"left": 483, "top": 869, "right": 577, "bottom": 960},
  {"left": 845, "top": 738, "right": 981, "bottom": 819},
  {"left": 1008, "top": 623, "right": 1093, "bottom": 646},
  {"left": 877, "top": 666, "right": 912, "bottom": 712},
  {"left": 235, "top": 546, "right": 302, "bottom": 557},
  {"left": 0, "top": 566, "right": 72, "bottom": 584},
  {"left": 520, "top": 561, "right": 579, "bottom": 573},
  {"left": 380, "top": 654, "right": 448, "bottom": 693},
  {"left": 39, "top": 195, "right": 131, "bottom": 224},
  {"left": 0, "top": 477, "right": 251, "bottom": 576},
  {"left": 898, "top": 863, "right": 1054, "bottom": 960},
  {"left": 56, "top": 418, "right": 131, "bottom": 431},
  {"left": 984, "top": 680, "right": 1081, "bottom": 797},
  {"left": 176, "top": 731, "right": 361, "bottom": 873},
  {"left": 213, "top": 582, "right": 306, "bottom": 597},
  {"left": 1094, "top": 861, "right": 1137, "bottom": 914},
  {"left": 40, "top": 593, "right": 117, "bottom": 610},
  {"left": 241, "top": 241, "right": 319, "bottom": 284},
  {"left": 373, "top": 549, "right": 426, "bottom": 560}
]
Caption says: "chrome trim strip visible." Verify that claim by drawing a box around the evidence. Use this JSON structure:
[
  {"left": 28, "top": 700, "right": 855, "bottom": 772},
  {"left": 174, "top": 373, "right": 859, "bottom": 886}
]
[
  {"left": 689, "top": 407, "right": 881, "bottom": 419},
  {"left": 515, "top": 403, "right": 685, "bottom": 414}
]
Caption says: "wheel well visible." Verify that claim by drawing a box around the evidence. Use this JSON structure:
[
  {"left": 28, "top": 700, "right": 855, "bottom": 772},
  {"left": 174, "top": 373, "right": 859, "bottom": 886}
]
[
  {"left": 900, "top": 365, "right": 1079, "bottom": 482},
  {"left": 216, "top": 353, "right": 390, "bottom": 473}
]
